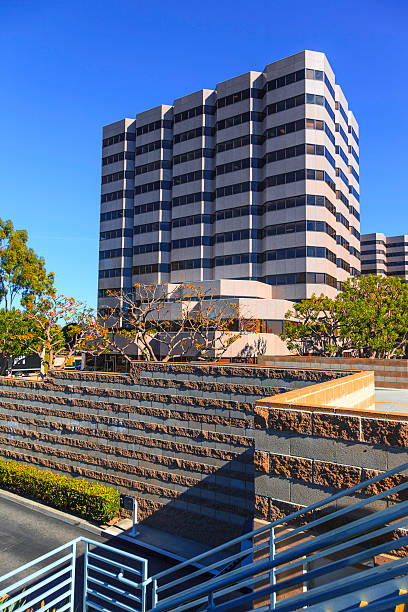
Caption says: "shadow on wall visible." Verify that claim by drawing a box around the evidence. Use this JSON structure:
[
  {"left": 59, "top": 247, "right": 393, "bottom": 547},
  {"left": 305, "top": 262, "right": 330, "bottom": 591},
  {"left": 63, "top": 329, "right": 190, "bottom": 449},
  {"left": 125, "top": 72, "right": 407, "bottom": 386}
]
[{"left": 132, "top": 448, "right": 255, "bottom": 549}]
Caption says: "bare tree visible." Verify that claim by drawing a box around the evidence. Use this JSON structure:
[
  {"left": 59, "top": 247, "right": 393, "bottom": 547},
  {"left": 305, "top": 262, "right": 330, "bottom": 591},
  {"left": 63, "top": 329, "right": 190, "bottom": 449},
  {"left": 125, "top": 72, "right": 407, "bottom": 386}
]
[{"left": 97, "top": 283, "right": 255, "bottom": 373}]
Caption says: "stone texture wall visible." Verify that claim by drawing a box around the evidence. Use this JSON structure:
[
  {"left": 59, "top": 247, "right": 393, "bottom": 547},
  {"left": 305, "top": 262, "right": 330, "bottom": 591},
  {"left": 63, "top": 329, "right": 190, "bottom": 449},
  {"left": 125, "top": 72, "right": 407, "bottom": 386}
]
[
  {"left": 0, "top": 363, "right": 341, "bottom": 546},
  {"left": 258, "top": 355, "right": 408, "bottom": 389},
  {"left": 254, "top": 402, "right": 408, "bottom": 523}
]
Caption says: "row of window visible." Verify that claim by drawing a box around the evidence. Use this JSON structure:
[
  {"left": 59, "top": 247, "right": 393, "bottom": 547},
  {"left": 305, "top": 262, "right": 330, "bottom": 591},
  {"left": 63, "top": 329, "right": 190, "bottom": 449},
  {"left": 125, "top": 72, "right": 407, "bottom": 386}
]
[
  {"left": 100, "top": 208, "right": 133, "bottom": 222},
  {"left": 133, "top": 201, "right": 171, "bottom": 216},
  {"left": 217, "top": 111, "right": 264, "bottom": 131},
  {"left": 336, "top": 167, "right": 349, "bottom": 188},
  {"left": 99, "top": 248, "right": 133, "bottom": 260},
  {"left": 173, "top": 170, "right": 214, "bottom": 186},
  {"left": 174, "top": 104, "right": 216, "bottom": 123},
  {"left": 101, "top": 190, "right": 134, "bottom": 203},
  {"left": 349, "top": 165, "right": 359, "bottom": 183},
  {"left": 337, "top": 258, "right": 350, "bottom": 272},
  {"left": 99, "top": 268, "right": 127, "bottom": 279},
  {"left": 263, "top": 168, "right": 336, "bottom": 191},
  {"left": 136, "top": 119, "right": 172, "bottom": 136},
  {"left": 361, "top": 249, "right": 386, "bottom": 256},
  {"left": 168, "top": 246, "right": 337, "bottom": 270},
  {"left": 349, "top": 145, "right": 359, "bottom": 164},
  {"left": 100, "top": 228, "right": 133, "bottom": 241},
  {"left": 172, "top": 214, "right": 211, "bottom": 228},
  {"left": 335, "top": 101, "right": 348, "bottom": 124},
  {"left": 134, "top": 180, "right": 171, "bottom": 195},
  {"left": 102, "top": 132, "right": 136, "bottom": 147},
  {"left": 134, "top": 243, "right": 169, "bottom": 254},
  {"left": 217, "top": 88, "right": 263, "bottom": 108},
  {"left": 336, "top": 145, "right": 348, "bottom": 165},
  {"left": 173, "top": 148, "right": 214, "bottom": 165},
  {"left": 173, "top": 126, "right": 214, "bottom": 144},
  {"left": 209, "top": 169, "right": 336, "bottom": 198},
  {"left": 349, "top": 185, "right": 360, "bottom": 202},
  {"left": 263, "top": 272, "right": 337, "bottom": 288},
  {"left": 337, "top": 235, "right": 349, "bottom": 250},
  {"left": 131, "top": 263, "right": 169, "bottom": 276},
  {"left": 348, "top": 126, "right": 359, "bottom": 146},
  {"left": 102, "top": 151, "right": 135, "bottom": 166},
  {"left": 122, "top": 264, "right": 338, "bottom": 291},
  {"left": 135, "top": 160, "right": 172, "bottom": 176},
  {"left": 336, "top": 212, "right": 350, "bottom": 229},
  {"left": 217, "top": 134, "right": 262, "bottom": 153},
  {"left": 361, "top": 239, "right": 386, "bottom": 246},
  {"left": 172, "top": 191, "right": 215, "bottom": 207},
  {"left": 135, "top": 140, "right": 172, "bottom": 156},
  {"left": 130, "top": 116, "right": 338, "bottom": 161},
  {"left": 336, "top": 123, "right": 348, "bottom": 146},
  {"left": 134, "top": 221, "right": 171, "bottom": 234},
  {"left": 102, "top": 170, "right": 133, "bottom": 184},
  {"left": 386, "top": 261, "right": 408, "bottom": 267},
  {"left": 169, "top": 194, "right": 336, "bottom": 227}
]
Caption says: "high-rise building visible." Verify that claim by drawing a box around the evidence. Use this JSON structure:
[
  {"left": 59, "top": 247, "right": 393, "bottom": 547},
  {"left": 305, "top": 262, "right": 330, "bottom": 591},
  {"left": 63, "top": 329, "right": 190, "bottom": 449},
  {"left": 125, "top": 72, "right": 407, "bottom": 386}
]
[
  {"left": 361, "top": 233, "right": 408, "bottom": 280},
  {"left": 98, "top": 50, "right": 360, "bottom": 311}
]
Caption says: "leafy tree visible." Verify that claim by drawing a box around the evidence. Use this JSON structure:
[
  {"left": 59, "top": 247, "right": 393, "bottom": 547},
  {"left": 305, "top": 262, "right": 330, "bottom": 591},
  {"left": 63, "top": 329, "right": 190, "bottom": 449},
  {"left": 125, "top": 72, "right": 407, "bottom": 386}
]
[
  {"left": 0, "top": 218, "right": 54, "bottom": 311},
  {"left": 282, "top": 275, "right": 408, "bottom": 359},
  {"left": 23, "top": 292, "right": 100, "bottom": 375},
  {"left": 281, "top": 294, "right": 348, "bottom": 356},
  {"left": 338, "top": 275, "right": 408, "bottom": 358},
  {"left": 0, "top": 309, "right": 36, "bottom": 375}
]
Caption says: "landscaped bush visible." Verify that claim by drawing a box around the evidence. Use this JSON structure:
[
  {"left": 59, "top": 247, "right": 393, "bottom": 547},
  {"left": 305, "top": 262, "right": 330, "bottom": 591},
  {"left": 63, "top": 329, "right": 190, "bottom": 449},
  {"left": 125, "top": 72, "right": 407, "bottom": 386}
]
[{"left": 0, "top": 459, "right": 119, "bottom": 523}]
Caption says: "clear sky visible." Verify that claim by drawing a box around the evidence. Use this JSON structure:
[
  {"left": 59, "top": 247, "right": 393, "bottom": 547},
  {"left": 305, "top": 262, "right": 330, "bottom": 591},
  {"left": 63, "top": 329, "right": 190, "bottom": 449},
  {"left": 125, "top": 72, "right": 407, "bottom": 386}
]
[{"left": 0, "top": 0, "right": 406, "bottom": 309}]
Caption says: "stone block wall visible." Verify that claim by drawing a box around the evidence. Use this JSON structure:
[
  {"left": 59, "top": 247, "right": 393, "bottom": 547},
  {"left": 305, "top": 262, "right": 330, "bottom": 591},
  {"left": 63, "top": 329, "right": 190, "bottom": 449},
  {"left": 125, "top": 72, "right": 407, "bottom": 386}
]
[
  {"left": 254, "top": 402, "right": 408, "bottom": 523},
  {"left": 258, "top": 355, "right": 408, "bottom": 389},
  {"left": 0, "top": 363, "right": 341, "bottom": 546}
]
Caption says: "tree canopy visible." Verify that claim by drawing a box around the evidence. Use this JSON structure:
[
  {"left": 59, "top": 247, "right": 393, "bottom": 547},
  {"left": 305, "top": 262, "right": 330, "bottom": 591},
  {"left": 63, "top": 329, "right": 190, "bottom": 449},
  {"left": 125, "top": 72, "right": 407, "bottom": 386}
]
[
  {"left": 282, "top": 275, "right": 408, "bottom": 359},
  {"left": 0, "top": 218, "right": 54, "bottom": 310}
]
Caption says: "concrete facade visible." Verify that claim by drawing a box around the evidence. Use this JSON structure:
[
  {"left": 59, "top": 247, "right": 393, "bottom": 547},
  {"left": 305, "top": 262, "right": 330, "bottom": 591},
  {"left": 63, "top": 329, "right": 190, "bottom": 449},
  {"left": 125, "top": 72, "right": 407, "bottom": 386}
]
[
  {"left": 361, "top": 233, "right": 408, "bottom": 280},
  {"left": 98, "top": 50, "right": 360, "bottom": 307}
]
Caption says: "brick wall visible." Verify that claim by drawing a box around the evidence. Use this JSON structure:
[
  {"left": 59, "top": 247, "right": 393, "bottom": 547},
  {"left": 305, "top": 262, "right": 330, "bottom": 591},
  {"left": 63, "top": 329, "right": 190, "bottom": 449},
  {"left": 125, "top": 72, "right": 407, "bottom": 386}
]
[{"left": 0, "top": 363, "right": 342, "bottom": 546}]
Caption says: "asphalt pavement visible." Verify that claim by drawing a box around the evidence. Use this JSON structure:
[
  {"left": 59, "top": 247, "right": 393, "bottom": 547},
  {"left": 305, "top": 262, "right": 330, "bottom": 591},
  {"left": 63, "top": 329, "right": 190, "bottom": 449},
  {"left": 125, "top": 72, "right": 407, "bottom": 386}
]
[{"left": 0, "top": 495, "right": 173, "bottom": 580}]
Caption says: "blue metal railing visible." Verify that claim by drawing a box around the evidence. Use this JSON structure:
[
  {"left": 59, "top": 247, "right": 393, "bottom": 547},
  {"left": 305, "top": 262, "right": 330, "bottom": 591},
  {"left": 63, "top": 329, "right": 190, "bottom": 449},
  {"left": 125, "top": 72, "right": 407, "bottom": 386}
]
[
  {"left": 145, "top": 461, "right": 408, "bottom": 612},
  {"left": 0, "top": 537, "right": 148, "bottom": 612},
  {"left": 3, "top": 462, "right": 408, "bottom": 611},
  {"left": 0, "top": 539, "right": 77, "bottom": 612}
]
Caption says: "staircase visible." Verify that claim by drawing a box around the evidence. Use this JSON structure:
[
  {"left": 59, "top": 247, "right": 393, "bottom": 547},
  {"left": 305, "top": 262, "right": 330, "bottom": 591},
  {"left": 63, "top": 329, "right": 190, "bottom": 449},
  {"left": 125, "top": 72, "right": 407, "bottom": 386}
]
[{"left": 3, "top": 462, "right": 408, "bottom": 611}]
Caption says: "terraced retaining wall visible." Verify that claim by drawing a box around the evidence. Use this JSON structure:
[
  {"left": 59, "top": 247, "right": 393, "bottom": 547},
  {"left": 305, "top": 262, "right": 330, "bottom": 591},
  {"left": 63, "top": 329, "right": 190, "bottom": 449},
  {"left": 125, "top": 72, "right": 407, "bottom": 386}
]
[
  {"left": 0, "top": 363, "right": 342, "bottom": 546},
  {"left": 258, "top": 355, "right": 408, "bottom": 389},
  {"left": 254, "top": 381, "right": 408, "bottom": 522}
]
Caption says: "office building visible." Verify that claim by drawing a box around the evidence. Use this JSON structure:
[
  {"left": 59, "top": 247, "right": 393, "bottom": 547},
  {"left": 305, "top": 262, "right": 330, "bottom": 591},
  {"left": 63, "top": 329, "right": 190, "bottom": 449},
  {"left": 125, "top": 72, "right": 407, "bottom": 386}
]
[
  {"left": 98, "top": 49, "right": 360, "bottom": 311},
  {"left": 361, "top": 233, "right": 408, "bottom": 280}
]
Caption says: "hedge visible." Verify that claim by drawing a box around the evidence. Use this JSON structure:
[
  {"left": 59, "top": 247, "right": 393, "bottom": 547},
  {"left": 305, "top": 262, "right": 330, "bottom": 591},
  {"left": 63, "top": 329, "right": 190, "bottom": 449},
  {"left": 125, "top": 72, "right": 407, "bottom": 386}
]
[{"left": 0, "top": 459, "right": 120, "bottom": 523}]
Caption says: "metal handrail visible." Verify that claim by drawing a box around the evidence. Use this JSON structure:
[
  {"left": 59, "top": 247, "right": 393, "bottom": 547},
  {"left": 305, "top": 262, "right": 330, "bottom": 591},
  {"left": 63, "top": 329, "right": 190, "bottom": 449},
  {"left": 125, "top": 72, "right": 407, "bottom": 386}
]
[
  {"left": 148, "top": 462, "right": 408, "bottom": 611},
  {"left": 149, "top": 460, "right": 408, "bottom": 591}
]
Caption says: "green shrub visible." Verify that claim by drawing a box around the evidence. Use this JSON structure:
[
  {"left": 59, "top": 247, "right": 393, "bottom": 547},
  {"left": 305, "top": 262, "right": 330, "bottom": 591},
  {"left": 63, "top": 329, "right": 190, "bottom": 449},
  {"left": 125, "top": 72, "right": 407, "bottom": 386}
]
[{"left": 0, "top": 459, "right": 119, "bottom": 523}]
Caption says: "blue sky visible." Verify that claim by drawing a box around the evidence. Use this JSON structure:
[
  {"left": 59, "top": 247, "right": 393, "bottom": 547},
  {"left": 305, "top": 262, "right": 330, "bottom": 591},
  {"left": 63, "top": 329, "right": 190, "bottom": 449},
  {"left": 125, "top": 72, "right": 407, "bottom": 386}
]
[{"left": 0, "top": 0, "right": 406, "bottom": 308}]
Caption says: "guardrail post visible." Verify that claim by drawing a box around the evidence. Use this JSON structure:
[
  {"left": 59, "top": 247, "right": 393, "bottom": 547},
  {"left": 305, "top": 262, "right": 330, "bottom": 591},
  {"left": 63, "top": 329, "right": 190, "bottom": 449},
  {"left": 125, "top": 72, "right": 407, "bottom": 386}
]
[
  {"left": 141, "top": 559, "right": 147, "bottom": 612},
  {"left": 207, "top": 591, "right": 215, "bottom": 611},
  {"left": 70, "top": 540, "right": 77, "bottom": 612},
  {"left": 83, "top": 541, "right": 88, "bottom": 612},
  {"left": 270, "top": 526, "right": 276, "bottom": 610},
  {"left": 152, "top": 578, "right": 158, "bottom": 608}
]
